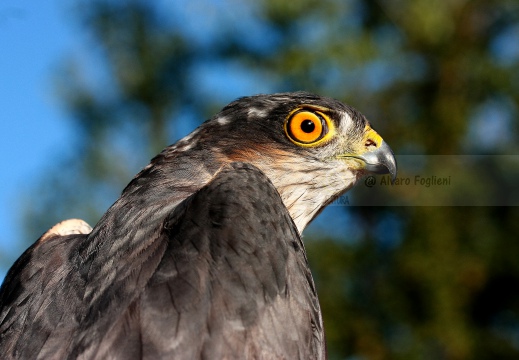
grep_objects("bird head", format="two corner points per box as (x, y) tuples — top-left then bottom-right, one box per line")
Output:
(144, 92), (396, 233)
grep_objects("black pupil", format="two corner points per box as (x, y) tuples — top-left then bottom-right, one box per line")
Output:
(300, 119), (315, 133)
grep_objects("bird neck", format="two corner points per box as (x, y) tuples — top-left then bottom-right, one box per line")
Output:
(252, 158), (358, 234)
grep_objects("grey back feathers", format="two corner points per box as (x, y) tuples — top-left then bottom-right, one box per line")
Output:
(0, 164), (325, 359)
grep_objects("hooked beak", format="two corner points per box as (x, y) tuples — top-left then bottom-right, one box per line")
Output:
(354, 140), (397, 182)
(338, 126), (397, 182)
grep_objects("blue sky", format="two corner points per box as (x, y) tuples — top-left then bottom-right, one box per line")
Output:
(0, 1), (77, 277)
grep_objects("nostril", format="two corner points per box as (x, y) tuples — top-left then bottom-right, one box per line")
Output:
(365, 139), (377, 148)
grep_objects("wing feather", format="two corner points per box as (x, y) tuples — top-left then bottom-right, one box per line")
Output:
(0, 163), (325, 359)
(139, 163), (325, 359)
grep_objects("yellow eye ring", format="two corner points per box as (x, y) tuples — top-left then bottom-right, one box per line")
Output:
(285, 109), (333, 147)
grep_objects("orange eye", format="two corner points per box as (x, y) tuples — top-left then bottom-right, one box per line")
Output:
(286, 110), (325, 144)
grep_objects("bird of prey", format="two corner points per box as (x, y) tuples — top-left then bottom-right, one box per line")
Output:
(0, 92), (396, 359)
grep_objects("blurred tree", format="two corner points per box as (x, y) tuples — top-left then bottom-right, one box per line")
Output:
(16, 0), (519, 359)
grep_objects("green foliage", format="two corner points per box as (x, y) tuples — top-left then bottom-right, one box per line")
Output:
(19, 0), (519, 358)
(307, 207), (519, 359)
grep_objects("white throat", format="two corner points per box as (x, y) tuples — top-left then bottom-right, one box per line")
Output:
(256, 159), (358, 234)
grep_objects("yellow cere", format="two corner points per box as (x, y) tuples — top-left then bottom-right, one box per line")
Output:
(363, 126), (383, 149)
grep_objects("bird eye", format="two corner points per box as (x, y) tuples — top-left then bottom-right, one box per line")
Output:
(285, 110), (330, 146)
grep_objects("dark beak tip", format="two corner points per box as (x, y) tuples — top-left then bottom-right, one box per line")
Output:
(380, 141), (397, 184)
(389, 168), (397, 184)
(386, 156), (397, 184)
